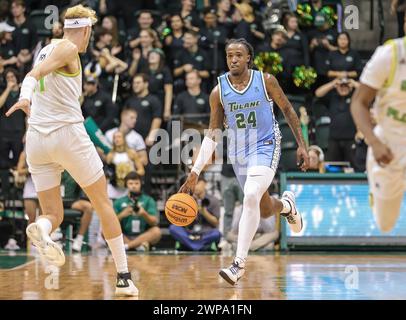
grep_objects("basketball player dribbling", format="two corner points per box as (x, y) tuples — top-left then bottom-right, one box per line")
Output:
(180, 38), (310, 285)
(351, 17), (406, 233)
(6, 5), (137, 296)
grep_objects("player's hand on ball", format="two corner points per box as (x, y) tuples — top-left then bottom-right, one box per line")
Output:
(370, 139), (394, 167)
(179, 172), (198, 195)
(6, 99), (31, 117)
(297, 146), (310, 172)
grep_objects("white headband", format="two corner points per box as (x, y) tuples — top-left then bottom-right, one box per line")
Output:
(64, 18), (92, 29)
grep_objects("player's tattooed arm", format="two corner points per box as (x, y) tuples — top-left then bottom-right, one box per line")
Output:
(264, 73), (305, 147)
(264, 73), (310, 170)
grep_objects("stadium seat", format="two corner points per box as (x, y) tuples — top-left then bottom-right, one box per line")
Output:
(315, 116), (331, 151)
(280, 143), (298, 172)
(279, 119), (297, 146)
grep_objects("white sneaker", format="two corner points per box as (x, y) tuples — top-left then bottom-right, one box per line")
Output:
(219, 257), (246, 286)
(26, 223), (65, 267)
(115, 272), (139, 297)
(72, 237), (83, 253)
(282, 191), (303, 233)
(5, 238), (20, 250)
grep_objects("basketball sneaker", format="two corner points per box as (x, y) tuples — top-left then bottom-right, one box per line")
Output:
(26, 223), (65, 267)
(219, 257), (245, 286)
(115, 272), (139, 297)
(281, 191), (303, 233)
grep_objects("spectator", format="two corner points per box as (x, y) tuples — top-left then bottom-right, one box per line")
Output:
(173, 70), (210, 127)
(101, 16), (124, 59)
(100, 0), (144, 31)
(82, 76), (118, 133)
(106, 130), (145, 190)
(227, 207), (279, 252)
(327, 32), (362, 80)
(127, 10), (157, 51)
(180, 0), (201, 32)
(0, 68), (25, 169)
(199, 7), (228, 75)
(113, 172), (161, 251)
(308, 11), (338, 86)
(173, 29), (210, 93)
(315, 78), (359, 166)
(308, 145), (326, 173)
(105, 107), (148, 166)
(163, 14), (185, 68)
(9, 0), (37, 71)
(15, 148), (39, 225)
(71, 196), (94, 253)
(169, 177), (221, 251)
(216, 0), (233, 35)
(125, 73), (162, 146)
(0, 0), (9, 22)
(0, 21), (18, 70)
(391, 0), (406, 37)
(232, 2), (265, 50)
(128, 28), (161, 78)
(139, 49), (173, 122)
(283, 13), (310, 69)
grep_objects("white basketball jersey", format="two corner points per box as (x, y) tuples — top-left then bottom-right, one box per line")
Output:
(28, 39), (84, 135)
(371, 38), (406, 141)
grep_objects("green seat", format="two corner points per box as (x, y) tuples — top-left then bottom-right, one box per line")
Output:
(315, 116), (331, 151)
(280, 143), (299, 172)
(279, 119), (297, 147)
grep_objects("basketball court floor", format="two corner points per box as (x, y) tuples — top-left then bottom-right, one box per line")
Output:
(1, 251), (405, 300)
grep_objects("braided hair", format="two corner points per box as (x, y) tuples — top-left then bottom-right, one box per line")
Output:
(225, 38), (255, 69)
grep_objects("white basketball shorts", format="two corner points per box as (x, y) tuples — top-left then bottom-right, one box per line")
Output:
(26, 123), (104, 192)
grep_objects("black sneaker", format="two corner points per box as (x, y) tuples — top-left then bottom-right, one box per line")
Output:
(115, 272), (139, 297)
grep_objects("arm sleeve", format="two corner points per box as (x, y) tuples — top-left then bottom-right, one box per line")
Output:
(360, 44), (393, 90)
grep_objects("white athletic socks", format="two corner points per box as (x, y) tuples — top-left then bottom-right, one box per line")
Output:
(106, 234), (129, 274)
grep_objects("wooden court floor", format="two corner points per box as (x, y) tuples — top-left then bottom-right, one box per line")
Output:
(1, 251), (406, 300)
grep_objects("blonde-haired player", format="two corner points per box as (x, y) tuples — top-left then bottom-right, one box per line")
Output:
(6, 5), (138, 296)
(351, 19), (406, 233)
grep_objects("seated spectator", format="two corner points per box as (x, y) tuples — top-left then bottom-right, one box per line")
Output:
(315, 78), (359, 166)
(71, 196), (94, 253)
(124, 73), (162, 146)
(391, 0), (406, 37)
(232, 2), (265, 50)
(32, 21), (63, 63)
(113, 172), (161, 251)
(9, 0), (37, 73)
(105, 108), (148, 166)
(15, 148), (39, 225)
(82, 76), (118, 133)
(169, 177), (221, 251)
(226, 206), (279, 252)
(128, 28), (161, 77)
(308, 145), (326, 173)
(0, 21), (18, 71)
(173, 29), (210, 93)
(173, 70), (210, 128)
(106, 131), (145, 199)
(0, 68), (25, 169)
(163, 14), (185, 68)
(327, 32), (362, 80)
(139, 49), (173, 122)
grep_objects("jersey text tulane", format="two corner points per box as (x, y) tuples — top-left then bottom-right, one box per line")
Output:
(217, 69), (281, 173)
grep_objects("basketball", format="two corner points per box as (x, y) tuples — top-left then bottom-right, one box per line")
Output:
(165, 193), (198, 227)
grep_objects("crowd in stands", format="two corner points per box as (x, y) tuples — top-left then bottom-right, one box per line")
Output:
(0, 0), (368, 251)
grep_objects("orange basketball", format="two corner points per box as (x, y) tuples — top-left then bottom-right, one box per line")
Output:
(165, 193), (198, 227)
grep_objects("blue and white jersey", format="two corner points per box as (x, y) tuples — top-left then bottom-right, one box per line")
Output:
(217, 69), (281, 180)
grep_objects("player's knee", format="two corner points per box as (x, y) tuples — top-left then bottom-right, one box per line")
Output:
(243, 187), (260, 208)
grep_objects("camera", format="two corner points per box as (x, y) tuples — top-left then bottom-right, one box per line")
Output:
(129, 191), (140, 213)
